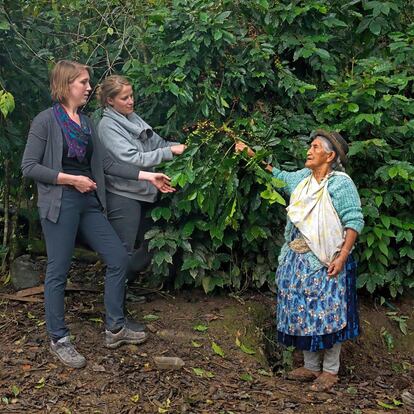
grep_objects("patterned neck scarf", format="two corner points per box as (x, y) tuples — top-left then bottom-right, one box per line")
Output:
(53, 103), (91, 161)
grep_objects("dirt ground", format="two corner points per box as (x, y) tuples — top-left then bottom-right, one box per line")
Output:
(0, 260), (413, 414)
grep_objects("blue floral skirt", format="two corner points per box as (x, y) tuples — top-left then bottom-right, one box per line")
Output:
(276, 254), (360, 352)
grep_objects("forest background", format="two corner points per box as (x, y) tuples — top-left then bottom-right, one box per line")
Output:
(0, 0), (413, 298)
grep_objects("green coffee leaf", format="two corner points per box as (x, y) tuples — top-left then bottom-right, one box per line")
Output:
(193, 324), (208, 332)
(211, 341), (225, 358)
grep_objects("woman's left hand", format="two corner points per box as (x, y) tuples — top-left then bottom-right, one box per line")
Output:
(235, 141), (254, 157)
(327, 255), (347, 278)
(171, 144), (187, 155)
(149, 172), (176, 193)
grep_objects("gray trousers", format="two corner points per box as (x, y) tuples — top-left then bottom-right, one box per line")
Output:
(41, 189), (129, 341)
(106, 192), (153, 283)
(303, 343), (342, 374)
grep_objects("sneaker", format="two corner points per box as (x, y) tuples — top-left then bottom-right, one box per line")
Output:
(50, 336), (86, 369)
(125, 291), (146, 304)
(125, 316), (146, 332)
(105, 326), (148, 349)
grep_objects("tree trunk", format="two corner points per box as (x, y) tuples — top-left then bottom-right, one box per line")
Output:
(1, 159), (10, 273)
(9, 179), (24, 264)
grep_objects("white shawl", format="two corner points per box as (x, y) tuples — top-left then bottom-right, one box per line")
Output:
(286, 172), (348, 266)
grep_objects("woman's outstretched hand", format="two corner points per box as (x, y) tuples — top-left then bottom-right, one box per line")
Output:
(235, 141), (255, 157)
(139, 171), (176, 193)
(171, 144), (187, 155)
(235, 141), (273, 172)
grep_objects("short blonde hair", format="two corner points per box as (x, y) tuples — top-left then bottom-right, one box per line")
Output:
(50, 60), (91, 103)
(96, 75), (131, 107)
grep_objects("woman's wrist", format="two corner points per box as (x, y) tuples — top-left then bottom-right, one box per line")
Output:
(57, 172), (79, 186)
(138, 171), (153, 182)
(339, 247), (351, 258)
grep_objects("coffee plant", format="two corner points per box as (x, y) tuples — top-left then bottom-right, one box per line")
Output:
(146, 121), (288, 292)
(1, 0), (413, 296)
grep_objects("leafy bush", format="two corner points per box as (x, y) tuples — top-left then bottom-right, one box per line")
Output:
(124, 0), (414, 295)
(0, 0), (413, 296)
(145, 121), (287, 292)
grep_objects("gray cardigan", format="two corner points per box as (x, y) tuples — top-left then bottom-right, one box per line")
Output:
(97, 107), (176, 203)
(21, 108), (141, 223)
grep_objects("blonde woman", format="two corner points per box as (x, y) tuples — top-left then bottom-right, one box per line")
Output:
(21, 61), (174, 368)
(97, 75), (185, 287)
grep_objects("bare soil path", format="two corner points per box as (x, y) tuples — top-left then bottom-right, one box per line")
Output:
(0, 261), (413, 413)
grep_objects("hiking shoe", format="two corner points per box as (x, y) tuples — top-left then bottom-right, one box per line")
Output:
(125, 316), (146, 332)
(50, 336), (86, 369)
(125, 291), (146, 304)
(105, 326), (148, 349)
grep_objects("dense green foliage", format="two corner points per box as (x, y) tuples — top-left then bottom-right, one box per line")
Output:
(0, 0), (413, 296)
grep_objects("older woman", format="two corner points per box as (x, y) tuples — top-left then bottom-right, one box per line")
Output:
(21, 60), (174, 369)
(236, 130), (364, 391)
(96, 75), (185, 284)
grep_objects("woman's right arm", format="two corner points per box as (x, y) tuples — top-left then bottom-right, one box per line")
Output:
(99, 123), (175, 168)
(235, 140), (310, 194)
(21, 115), (60, 184)
(21, 114), (97, 192)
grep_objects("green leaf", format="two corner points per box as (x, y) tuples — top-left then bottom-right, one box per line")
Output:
(377, 401), (397, 410)
(374, 196), (383, 207)
(11, 385), (20, 397)
(181, 257), (202, 271)
(0, 20), (10, 31)
(130, 394), (140, 403)
(154, 251), (173, 266)
(367, 233), (375, 247)
(192, 367), (214, 378)
(193, 324), (208, 332)
(347, 103), (359, 113)
(143, 314), (160, 321)
(369, 19), (382, 35)
(258, 369), (272, 377)
(202, 276), (224, 293)
(88, 317), (104, 324)
(192, 367), (205, 377)
(211, 341), (225, 358)
(182, 221), (195, 237)
(239, 343), (255, 355)
(380, 216), (391, 229)
(240, 373), (253, 382)
(258, 0), (269, 9)
(199, 12), (209, 22)
(216, 11), (231, 22)
(167, 105), (176, 119)
(235, 337), (256, 355)
(0, 91), (15, 118)
(378, 241), (389, 257)
(35, 377), (45, 389)
(315, 48), (330, 60)
(346, 386), (358, 395)
(191, 341), (202, 348)
(213, 29), (222, 41)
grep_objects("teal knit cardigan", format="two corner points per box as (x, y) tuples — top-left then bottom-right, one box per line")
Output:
(272, 167), (364, 269)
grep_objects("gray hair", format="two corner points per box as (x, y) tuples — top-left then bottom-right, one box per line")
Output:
(317, 136), (346, 172)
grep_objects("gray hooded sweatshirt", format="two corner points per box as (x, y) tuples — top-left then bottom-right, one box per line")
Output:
(97, 107), (177, 203)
